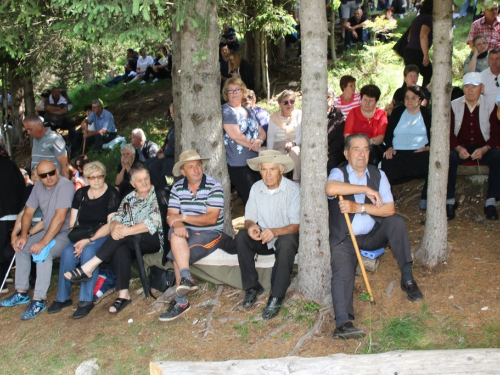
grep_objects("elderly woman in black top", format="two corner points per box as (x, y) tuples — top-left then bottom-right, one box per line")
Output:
(64, 163), (166, 314)
(382, 86), (431, 209)
(48, 161), (121, 319)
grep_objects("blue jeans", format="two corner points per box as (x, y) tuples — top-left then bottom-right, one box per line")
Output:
(56, 236), (108, 303)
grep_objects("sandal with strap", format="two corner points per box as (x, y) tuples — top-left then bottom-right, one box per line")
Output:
(64, 267), (91, 284)
(109, 298), (132, 314)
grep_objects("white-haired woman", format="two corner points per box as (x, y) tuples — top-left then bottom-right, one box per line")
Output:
(267, 90), (302, 182)
(116, 144), (138, 198)
(49, 162), (121, 319)
(63, 164), (165, 315)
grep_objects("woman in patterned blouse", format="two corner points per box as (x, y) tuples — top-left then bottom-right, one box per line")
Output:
(63, 163), (164, 314)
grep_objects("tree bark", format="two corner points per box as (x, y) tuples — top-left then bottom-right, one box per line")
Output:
(296, 0), (331, 302)
(253, 30), (262, 95)
(415, 0), (453, 267)
(9, 60), (26, 154)
(23, 66), (36, 118)
(82, 49), (95, 84)
(175, 0), (234, 235)
(330, 5), (337, 63)
(171, 21), (182, 163)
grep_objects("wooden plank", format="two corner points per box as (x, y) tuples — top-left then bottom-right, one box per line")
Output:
(150, 349), (500, 375)
(457, 165), (489, 176)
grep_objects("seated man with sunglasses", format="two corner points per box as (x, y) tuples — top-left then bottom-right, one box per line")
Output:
(448, 72), (500, 221)
(0, 160), (74, 320)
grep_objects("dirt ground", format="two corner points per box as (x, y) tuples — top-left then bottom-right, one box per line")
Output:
(1, 177), (499, 374)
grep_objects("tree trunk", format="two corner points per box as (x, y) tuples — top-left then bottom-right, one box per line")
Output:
(82, 49), (95, 84)
(171, 22), (182, 163)
(9, 60), (26, 154)
(253, 30), (262, 95)
(415, 0), (453, 267)
(261, 36), (270, 101)
(1, 63), (11, 156)
(330, 5), (337, 63)
(175, 0), (234, 235)
(296, 0), (330, 303)
(23, 67), (36, 118)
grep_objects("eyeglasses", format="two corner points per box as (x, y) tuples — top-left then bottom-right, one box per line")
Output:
(88, 175), (105, 181)
(38, 170), (56, 179)
(247, 95), (255, 99)
(227, 88), (242, 94)
(282, 100), (295, 105)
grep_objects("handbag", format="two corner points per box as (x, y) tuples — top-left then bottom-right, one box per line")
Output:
(68, 195), (104, 243)
(392, 22), (412, 58)
(148, 265), (176, 294)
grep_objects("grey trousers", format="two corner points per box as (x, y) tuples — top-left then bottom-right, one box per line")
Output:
(330, 215), (413, 322)
(15, 231), (70, 300)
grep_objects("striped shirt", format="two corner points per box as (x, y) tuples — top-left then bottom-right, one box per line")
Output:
(335, 92), (361, 119)
(168, 174), (224, 233)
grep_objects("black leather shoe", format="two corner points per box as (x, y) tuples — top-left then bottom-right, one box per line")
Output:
(446, 202), (459, 221)
(484, 205), (499, 220)
(242, 284), (264, 308)
(47, 299), (72, 314)
(333, 321), (366, 339)
(262, 296), (284, 320)
(401, 280), (423, 302)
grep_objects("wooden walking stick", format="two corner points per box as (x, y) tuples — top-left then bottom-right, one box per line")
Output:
(339, 195), (375, 305)
(82, 135), (87, 156)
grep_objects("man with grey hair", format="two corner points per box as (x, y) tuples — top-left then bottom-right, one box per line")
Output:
(131, 128), (158, 163)
(326, 134), (422, 339)
(74, 99), (117, 155)
(236, 150), (300, 320)
(24, 116), (69, 178)
(448, 72), (500, 221)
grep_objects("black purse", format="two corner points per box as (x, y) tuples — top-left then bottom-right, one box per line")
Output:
(392, 22), (412, 58)
(148, 266), (176, 294)
(68, 195), (104, 243)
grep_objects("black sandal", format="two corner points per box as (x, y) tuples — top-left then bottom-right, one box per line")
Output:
(64, 267), (91, 284)
(109, 298), (132, 314)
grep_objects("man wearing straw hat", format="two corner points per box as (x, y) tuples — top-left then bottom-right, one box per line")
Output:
(159, 150), (226, 322)
(326, 134), (423, 339)
(237, 150), (300, 320)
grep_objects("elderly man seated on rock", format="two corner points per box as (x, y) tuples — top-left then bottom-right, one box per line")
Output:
(74, 100), (117, 155)
(326, 134), (423, 339)
(236, 150), (300, 320)
(447, 72), (500, 221)
(159, 150), (229, 322)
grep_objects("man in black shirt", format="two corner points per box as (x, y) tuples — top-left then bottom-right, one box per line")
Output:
(345, 7), (369, 48)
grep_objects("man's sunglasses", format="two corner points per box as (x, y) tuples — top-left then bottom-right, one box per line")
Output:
(282, 100), (295, 105)
(38, 170), (57, 179)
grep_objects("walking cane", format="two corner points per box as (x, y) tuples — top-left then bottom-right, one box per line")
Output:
(0, 255), (15, 293)
(338, 196), (376, 305)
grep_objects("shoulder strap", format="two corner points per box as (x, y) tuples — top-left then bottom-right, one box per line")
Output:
(73, 194), (85, 227)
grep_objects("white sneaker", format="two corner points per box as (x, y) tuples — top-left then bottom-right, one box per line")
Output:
(140, 80), (146, 85)
(152, 78), (159, 83)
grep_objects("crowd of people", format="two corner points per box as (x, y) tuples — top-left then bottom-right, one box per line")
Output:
(1, 1), (500, 341)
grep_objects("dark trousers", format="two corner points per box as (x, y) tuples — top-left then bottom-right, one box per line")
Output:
(148, 156), (174, 190)
(330, 215), (413, 322)
(143, 65), (171, 81)
(227, 165), (261, 205)
(46, 118), (76, 145)
(73, 132), (117, 156)
(447, 147), (500, 200)
(236, 230), (299, 298)
(0, 221), (15, 283)
(403, 48), (433, 88)
(96, 232), (160, 290)
(345, 28), (369, 46)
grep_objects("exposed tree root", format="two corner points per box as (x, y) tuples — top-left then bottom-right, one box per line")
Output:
(287, 309), (329, 357)
(149, 287), (177, 313)
(200, 285), (224, 339)
(250, 324), (288, 349)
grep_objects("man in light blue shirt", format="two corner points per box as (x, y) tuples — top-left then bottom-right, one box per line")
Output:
(74, 99), (117, 155)
(326, 134), (422, 339)
(236, 150), (300, 320)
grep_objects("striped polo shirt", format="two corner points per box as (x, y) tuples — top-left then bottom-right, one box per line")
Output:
(168, 174), (224, 233)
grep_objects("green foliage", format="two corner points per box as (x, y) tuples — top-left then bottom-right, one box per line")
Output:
(234, 317), (262, 342)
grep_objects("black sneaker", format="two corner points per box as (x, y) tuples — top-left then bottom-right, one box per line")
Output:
(158, 300), (191, 322)
(47, 299), (73, 314)
(176, 277), (198, 298)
